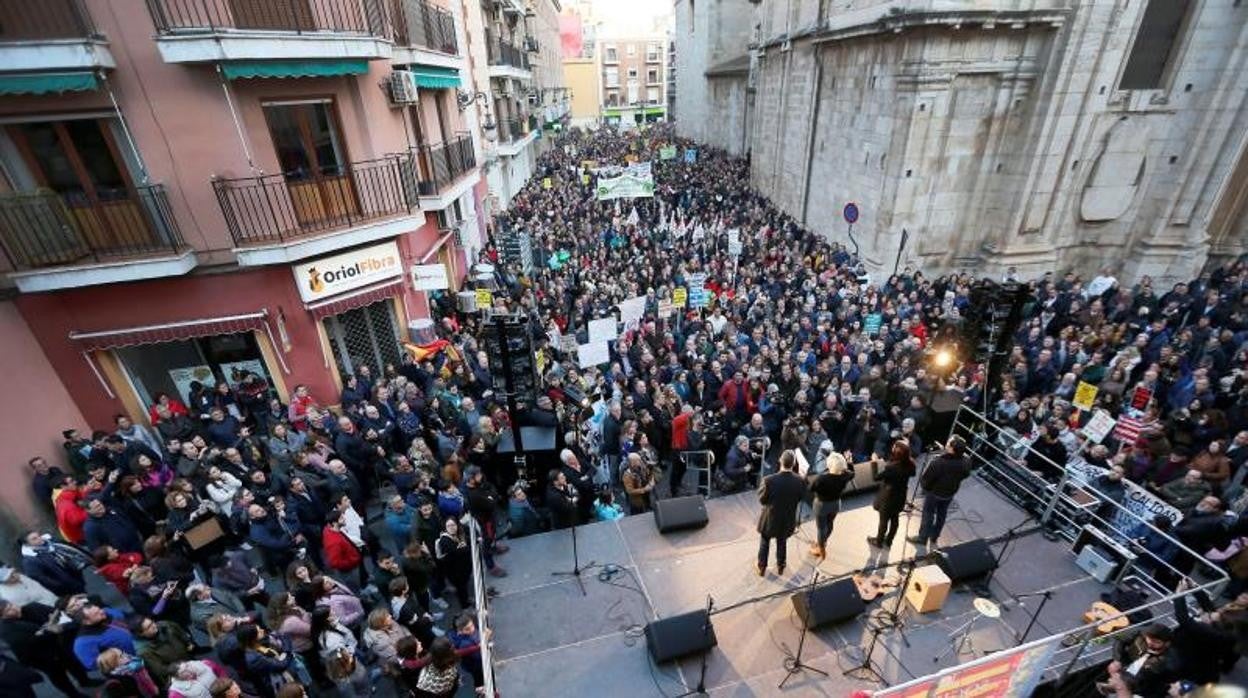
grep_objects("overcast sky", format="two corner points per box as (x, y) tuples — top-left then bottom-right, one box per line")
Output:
(592, 0), (673, 37)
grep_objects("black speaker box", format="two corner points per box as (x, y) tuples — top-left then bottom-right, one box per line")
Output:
(936, 538), (998, 581)
(791, 577), (865, 629)
(644, 609), (717, 663)
(653, 495), (709, 533)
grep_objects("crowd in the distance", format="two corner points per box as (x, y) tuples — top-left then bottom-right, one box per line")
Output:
(2, 123), (1247, 698)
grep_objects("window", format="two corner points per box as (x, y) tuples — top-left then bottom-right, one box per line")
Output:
(604, 45), (617, 62)
(8, 119), (131, 202)
(647, 43), (660, 62)
(647, 68), (659, 84)
(1119, 0), (1192, 90)
(627, 67), (638, 79)
(605, 66), (619, 87)
(627, 43), (636, 57)
(606, 91), (619, 107)
(647, 87), (659, 104)
(262, 100), (357, 226)
(627, 80), (639, 104)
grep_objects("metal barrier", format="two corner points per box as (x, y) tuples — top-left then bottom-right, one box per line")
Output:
(146, 0), (389, 36)
(883, 405), (1232, 689)
(464, 516), (497, 697)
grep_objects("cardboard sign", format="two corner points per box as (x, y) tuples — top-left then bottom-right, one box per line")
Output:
(587, 317), (618, 344)
(658, 300), (674, 318)
(618, 296), (647, 327)
(672, 288), (688, 307)
(474, 289), (493, 310)
(1131, 386), (1153, 411)
(864, 313), (883, 336)
(577, 341), (610, 369)
(559, 334), (578, 353)
(1081, 409), (1117, 444)
(1073, 381), (1099, 411)
(727, 229), (742, 256)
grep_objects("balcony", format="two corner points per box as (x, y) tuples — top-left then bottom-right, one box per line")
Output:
(496, 117), (536, 157)
(213, 155), (421, 265)
(0, 0), (115, 74)
(487, 35), (530, 80)
(145, 0), (392, 64)
(0, 184), (196, 293)
(411, 134), (479, 210)
(391, 0), (461, 68)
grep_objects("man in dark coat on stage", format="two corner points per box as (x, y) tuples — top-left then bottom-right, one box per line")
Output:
(756, 450), (806, 576)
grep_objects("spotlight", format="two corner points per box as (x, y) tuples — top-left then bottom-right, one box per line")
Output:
(933, 348), (954, 369)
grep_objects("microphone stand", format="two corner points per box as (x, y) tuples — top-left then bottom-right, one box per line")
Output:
(778, 570), (829, 688)
(978, 515), (1033, 603)
(1013, 589), (1053, 645)
(841, 617), (888, 685)
(551, 505), (594, 596)
(676, 594), (715, 697)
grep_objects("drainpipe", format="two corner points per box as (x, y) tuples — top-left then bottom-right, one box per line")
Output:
(799, 46), (824, 224)
(216, 64), (260, 175)
(98, 70), (149, 184)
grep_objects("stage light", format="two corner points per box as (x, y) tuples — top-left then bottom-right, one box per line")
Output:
(933, 348), (954, 369)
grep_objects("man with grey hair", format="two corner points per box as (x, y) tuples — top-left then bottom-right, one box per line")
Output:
(721, 435), (755, 492)
(560, 449), (597, 522)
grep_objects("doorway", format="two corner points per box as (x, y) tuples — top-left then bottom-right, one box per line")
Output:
(263, 99), (358, 229)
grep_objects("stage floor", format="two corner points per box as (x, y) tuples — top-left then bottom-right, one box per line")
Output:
(490, 476), (1116, 697)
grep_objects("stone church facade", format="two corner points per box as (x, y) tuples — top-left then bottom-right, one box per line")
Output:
(674, 0), (1248, 284)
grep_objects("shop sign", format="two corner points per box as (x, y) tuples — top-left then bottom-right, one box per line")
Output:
(411, 263), (450, 291)
(292, 241), (402, 303)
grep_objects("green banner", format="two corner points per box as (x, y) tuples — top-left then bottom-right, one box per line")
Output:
(595, 174), (655, 200)
(659, 145), (677, 160)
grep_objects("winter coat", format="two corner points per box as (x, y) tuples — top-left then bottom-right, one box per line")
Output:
(84, 510), (144, 554)
(756, 471), (806, 539)
(873, 459), (914, 515)
(322, 526), (362, 572)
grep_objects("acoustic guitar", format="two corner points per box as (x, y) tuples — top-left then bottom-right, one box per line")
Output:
(1082, 601), (1129, 636)
(853, 574), (900, 602)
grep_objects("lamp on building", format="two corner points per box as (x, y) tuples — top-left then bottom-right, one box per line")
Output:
(458, 90), (498, 141)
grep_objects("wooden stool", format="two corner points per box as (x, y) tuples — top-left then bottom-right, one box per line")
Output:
(905, 564), (952, 614)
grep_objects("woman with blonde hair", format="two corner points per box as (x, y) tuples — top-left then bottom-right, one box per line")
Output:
(809, 452), (855, 558)
(362, 606), (412, 671)
(97, 647), (160, 697)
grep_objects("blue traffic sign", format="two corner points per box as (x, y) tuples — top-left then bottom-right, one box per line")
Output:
(843, 202), (860, 224)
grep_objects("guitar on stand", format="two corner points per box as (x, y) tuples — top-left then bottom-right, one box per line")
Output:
(1061, 601), (1128, 647)
(853, 574), (902, 603)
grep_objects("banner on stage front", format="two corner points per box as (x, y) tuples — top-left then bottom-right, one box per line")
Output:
(587, 317), (618, 343)
(577, 341), (610, 368)
(1065, 458), (1183, 528)
(873, 634), (1060, 698)
(595, 173), (654, 200)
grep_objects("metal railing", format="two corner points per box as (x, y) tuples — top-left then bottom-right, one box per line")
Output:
(391, 0), (457, 54)
(465, 516), (497, 697)
(0, 185), (185, 270)
(145, 0), (389, 36)
(412, 133), (475, 195)
(487, 34), (529, 70)
(213, 155), (416, 246)
(500, 117), (530, 143)
(0, 0), (97, 40)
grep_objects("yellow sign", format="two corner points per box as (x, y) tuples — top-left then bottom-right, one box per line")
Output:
(475, 289), (493, 310)
(1073, 381), (1098, 411)
(672, 287), (688, 307)
(581, 172), (590, 185)
(543, 177), (552, 189)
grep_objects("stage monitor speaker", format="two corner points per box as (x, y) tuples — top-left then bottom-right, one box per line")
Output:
(644, 609), (717, 663)
(936, 538), (998, 582)
(653, 495), (709, 533)
(790, 577), (865, 629)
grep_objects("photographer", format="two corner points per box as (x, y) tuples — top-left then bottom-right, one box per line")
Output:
(721, 436), (755, 493)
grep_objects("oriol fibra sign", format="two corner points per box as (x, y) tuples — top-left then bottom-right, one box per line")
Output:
(293, 241), (403, 303)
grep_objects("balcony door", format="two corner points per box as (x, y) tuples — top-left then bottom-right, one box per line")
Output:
(5, 118), (154, 261)
(263, 100), (358, 228)
(229, 0), (315, 31)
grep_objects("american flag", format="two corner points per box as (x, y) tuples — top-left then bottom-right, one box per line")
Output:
(1114, 416), (1144, 444)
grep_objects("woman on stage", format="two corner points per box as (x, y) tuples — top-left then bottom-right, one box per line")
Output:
(868, 440), (916, 548)
(809, 452), (855, 559)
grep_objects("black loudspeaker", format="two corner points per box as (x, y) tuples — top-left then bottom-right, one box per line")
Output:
(936, 538), (998, 582)
(653, 495), (709, 533)
(791, 577), (865, 629)
(644, 609), (717, 663)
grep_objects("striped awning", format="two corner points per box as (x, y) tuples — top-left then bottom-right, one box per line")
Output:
(221, 59), (369, 80)
(69, 311), (270, 351)
(0, 71), (98, 95)
(305, 278), (404, 320)
(410, 66), (461, 89)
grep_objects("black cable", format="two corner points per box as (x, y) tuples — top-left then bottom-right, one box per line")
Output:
(591, 562), (685, 698)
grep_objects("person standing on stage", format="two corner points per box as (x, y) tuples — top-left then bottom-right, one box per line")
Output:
(755, 450), (806, 576)
(909, 435), (971, 548)
(809, 452), (855, 559)
(868, 440), (916, 548)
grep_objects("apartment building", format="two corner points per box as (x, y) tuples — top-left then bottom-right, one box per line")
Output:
(600, 36), (668, 126)
(0, 0), (573, 478)
(560, 0), (601, 127)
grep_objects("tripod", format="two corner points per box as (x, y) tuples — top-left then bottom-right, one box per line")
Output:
(551, 518), (595, 596)
(841, 616), (888, 685)
(676, 594), (715, 697)
(1014, 589), (1053, 645)
(871, 557), (914, 648)
(778, 571), (829, 688)
(933, 613), (982, 663)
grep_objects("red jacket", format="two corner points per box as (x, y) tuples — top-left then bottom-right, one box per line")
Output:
(322, 526), (362, 572)
(97, 552), (144, 594)
(55, 488), (87, 544)
(718, 380), (755, 415)
(671, 412), (693, 450)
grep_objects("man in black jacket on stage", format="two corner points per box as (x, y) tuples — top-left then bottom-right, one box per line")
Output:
(909, 435), (971, 548)
(755, 450), (806, 577)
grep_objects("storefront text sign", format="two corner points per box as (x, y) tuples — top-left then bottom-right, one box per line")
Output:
(410, 263), (450, 291)
(293, 241), (402, 303)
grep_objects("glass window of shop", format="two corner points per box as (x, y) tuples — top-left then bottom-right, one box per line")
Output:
(323, 300), (402, 377)
(114, 332), (275, 411)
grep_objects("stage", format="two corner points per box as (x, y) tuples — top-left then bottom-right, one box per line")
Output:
(489, 476), (1120, 696)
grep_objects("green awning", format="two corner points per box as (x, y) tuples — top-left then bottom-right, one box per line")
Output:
(410, 66), (460, 89)
(643, 106), (666, 116)
(0, 72), (98, 95)
(221, 59), (369, 80)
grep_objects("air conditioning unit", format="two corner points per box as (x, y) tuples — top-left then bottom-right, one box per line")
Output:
(388, 71), (418, 105)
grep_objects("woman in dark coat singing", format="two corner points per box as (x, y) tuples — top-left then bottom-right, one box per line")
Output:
(868, 440), (915, 548)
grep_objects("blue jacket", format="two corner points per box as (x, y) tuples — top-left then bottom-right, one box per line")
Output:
(384, 505), (414, 542)
(247, 513), (293, 552)
(83, 510), (143, 554)
(20, 546), (84, 596)
(72, 608), (135, 670)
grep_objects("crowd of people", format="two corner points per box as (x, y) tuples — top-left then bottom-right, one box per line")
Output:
(3, 122), (1248, 697)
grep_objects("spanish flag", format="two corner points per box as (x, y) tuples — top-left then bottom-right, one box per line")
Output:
(403, 339), (452, 363)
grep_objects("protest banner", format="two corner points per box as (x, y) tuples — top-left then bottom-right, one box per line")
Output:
(672, 288), (687, 307)
(660, 145), (677, 160)
(595, 173), (655, 200)
(1073, 381), (1099, 411)
(874, 635), (1060, 698)
(1066, 458), (1183, 529)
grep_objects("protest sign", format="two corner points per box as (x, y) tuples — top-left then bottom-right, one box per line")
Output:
(474, 289), (493, 310)
(618, 296), (647, 327)
(658, 300), (674, 318)
(577, 342), (610, 369)
(864, 313), (883, 336)
(1073, 381), (1099, 411)
(727, 229), (742, 256)
(672, 288), (687, 307)
(660, 145), (677, 160)
(595, 174), (655, 200)
(1066, 458), (1183, 529)
(1081, 409), (1117, 444)
(543, 177), (552, 189)
(587, 317), (618, 343)
(559, 334), (578, 353)
(1131, 386), (1153, 410)
(684, 148), (697, 163)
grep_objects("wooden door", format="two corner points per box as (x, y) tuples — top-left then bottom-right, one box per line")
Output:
(263, 101), (359, 229)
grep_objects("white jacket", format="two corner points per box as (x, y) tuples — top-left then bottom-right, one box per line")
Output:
(206, 472), (243, 514)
